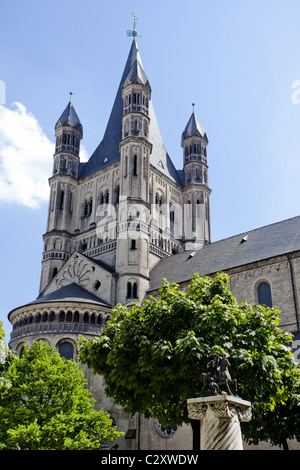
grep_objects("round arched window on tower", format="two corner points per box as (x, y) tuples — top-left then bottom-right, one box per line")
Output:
(58, 342), (74, 361)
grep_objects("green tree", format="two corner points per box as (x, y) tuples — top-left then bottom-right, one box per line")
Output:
(78, 273), (300, 450)
(0, 322), (7, 365)
(0, 321), (15, 390)
(0, 341), (123, 450)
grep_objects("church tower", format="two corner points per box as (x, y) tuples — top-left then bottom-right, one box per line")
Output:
(40, 96), (83, 292)
(181, 108), (211, 249)
(7, 24), (215, 451)
(116, 39), (153, 305)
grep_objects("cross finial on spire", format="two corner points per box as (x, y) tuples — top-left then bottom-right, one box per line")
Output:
(131, 11), (138, 32)
(127, 11), (141, 38)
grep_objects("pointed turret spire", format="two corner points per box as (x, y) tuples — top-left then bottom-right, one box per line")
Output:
(124, 57), (150, 88)
(53, 95), (83, 177)
(55, 96), (82, 133)
(182, 107), (208, 143)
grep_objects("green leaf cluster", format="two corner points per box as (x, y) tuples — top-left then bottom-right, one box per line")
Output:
(78, 273), (300, 448)
(0, 341), (123, 450)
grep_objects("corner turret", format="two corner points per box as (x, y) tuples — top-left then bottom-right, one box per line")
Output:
(181, 107), (211, 248)
(53, 94), (83, 178)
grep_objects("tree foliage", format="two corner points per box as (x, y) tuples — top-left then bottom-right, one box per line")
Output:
(0, 321), (15, 390)
(0, 341), (122, 450)
(78, 273), (300, 448)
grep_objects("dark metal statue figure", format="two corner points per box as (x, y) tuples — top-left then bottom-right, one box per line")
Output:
(201, 355), (238, 396)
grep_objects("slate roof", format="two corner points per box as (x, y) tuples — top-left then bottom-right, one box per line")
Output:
(149, 216), (300, 291)
(56, 101), (82, 132)
(125, 58), (150, 86)
(78, 39), (183, 186)
(182, 112), (208, 142)
(31, 283), (111, 307)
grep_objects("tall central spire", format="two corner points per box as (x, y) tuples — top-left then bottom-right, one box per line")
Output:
(79, 28), (182, 186)
(79, 39), (141, 178)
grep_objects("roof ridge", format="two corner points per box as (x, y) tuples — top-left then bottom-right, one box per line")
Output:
(211, 215), (300, 246)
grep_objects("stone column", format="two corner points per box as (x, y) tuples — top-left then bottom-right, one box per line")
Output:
(187, 395), (251, 450)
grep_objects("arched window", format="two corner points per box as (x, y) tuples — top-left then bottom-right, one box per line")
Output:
(69, 192), (73, 213)
(133, 155), (137, 176)
(127, 281), (138, 299)
(132, 282), (137, 299)
(258, 282), (272, 308)
(83, 198), (93, 217)
(66, 311), (72, 322)
(88, 198), (93, 216)
(83, 199), (88, 217)
(115, 186), (120, 205)
(127, 282), (132, 299)
(83, 312), (89, 323)
(58, 342), (74, 361)
(60, 190), (64, 210)
(124, 156), (128, 177)
(52, 267), (58, 280)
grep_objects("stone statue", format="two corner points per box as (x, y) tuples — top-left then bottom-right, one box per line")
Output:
(201, 355), (237, 396)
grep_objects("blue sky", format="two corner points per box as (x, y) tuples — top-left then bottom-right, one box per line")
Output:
(1, 0), (300, 340)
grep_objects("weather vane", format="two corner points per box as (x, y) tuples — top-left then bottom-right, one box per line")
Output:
(126, 11), (141, 38)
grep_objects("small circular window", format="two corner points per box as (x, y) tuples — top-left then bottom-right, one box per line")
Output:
(93, 280), (101, 291)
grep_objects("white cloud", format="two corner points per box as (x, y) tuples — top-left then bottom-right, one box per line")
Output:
(0, 102), (89, 209)
(79, 143), (89, 162)
(0, 102), (53, 208)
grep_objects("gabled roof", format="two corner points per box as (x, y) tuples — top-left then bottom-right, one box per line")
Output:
(38, 251), (116, 304)
(182, 112), (208, 142)
(56, 101), (82, 132)
(149, 215), (300, 291)
(78, 39), (183, 186)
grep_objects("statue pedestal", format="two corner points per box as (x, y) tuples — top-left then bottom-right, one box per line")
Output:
(187, 395), (252, 450)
